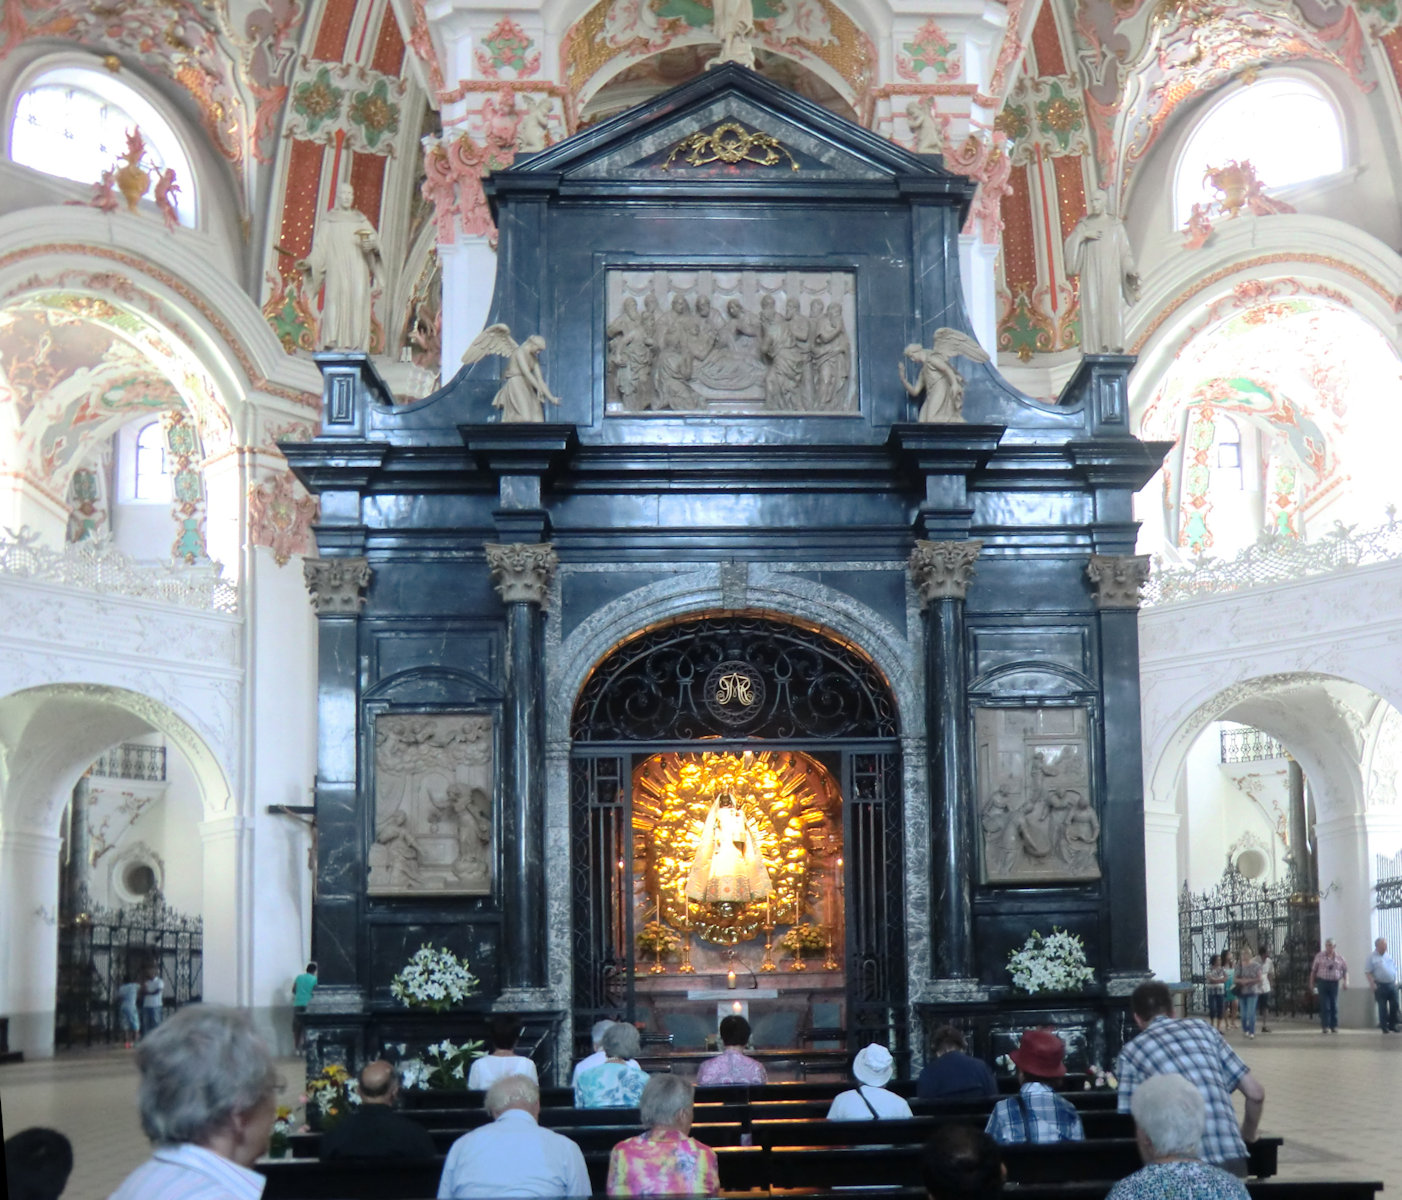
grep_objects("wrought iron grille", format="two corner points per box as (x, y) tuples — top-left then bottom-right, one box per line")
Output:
(1178, 866), (1318, 1019)
(91, 743), (168, 782)
(1219, 727), (1284, 764)
(571, 615), (897, 742)
(56, 891), (202, 1047)
(1373, 850), (1402, 949)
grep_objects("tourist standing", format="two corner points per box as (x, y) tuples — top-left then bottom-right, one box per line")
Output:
(1115, 981), (1265, 1177)
(695, 1015), (767, 1087)
(1364, 937), (1400, 1033)
(1234, 946), (1262, 1039)
(292, 961), (317, 1051)
(1256, 946), (1273, 1034)
(1220, 950), (1236, 1024)
(116, 973), (141, 1048)
(607, 1075), (719, 1196)
(467, 1017), (539, 1091)
(139, 966), (164, 1036)
(1204, 956), (1227, 1033)
(1307, 938), (1349, 1033)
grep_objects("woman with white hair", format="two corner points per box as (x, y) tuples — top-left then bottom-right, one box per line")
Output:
(1107, 1073), (1248, 1199)
(607, 1074), (719, 1196)
(108, 1005), (280, 1200)
(575, 1021), (649, 1108)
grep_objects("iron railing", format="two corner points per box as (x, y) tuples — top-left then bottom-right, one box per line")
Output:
(1219, 727), (1285, 764)
(91, 743), (168, 782)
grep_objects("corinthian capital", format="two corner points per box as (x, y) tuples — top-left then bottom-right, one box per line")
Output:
(486, 542), (558, 605)
(1087, 554), (1151, 609)
(302, 556), (372, 614)
(909, 539), (983, 606)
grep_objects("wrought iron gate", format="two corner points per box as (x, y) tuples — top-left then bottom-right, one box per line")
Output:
(1374, 850), (1402, 950)
(569, 614), (905, 1061)
(56, 892), (203, 1047)
(1178, 866), (1318, 1018)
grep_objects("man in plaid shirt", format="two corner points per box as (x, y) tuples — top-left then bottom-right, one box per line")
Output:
(1309, 938), (1349, 1033)
(1115, 981), (1265, 1176)
(985, 1030), (1085, 1144)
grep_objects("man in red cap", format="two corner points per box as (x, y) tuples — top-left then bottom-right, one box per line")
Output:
(984, 1030), (1085, 1144)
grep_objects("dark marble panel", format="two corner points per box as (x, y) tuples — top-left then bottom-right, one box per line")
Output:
(786, 570), (909, 636)
(366, 919), (501, 1004)
(369, 630), (500, 688)
(970, 626), (1091, 679)
(559, 571), (670, 640)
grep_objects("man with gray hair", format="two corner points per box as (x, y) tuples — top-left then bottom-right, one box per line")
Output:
(570, 1019), (615, 1086)
(1107, 1073), (1248, 1199)
(108, 1005), (279, 1200)
(437, 1075), (590, 1199)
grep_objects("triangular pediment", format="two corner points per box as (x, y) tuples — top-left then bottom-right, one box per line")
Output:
(493, 63), (971, 197)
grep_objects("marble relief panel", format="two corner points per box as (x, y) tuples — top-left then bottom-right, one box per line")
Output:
(368, 713), (494, 896)
(975, 707), (1099, 885)
(605, 269), (856, 415)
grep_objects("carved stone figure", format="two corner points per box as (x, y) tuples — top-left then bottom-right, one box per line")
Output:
(369, 713), (494, 895)
(707, 0), (757, 70)
(906, 100), (944, 155)
(900, 328), (990, 423)
(607, 297), (654, 410)
(298, 182), (381, 351)
(517, 94), (553, 153)
(975, 708), (1099, 883)
(462, 323), (561, 422)
(811, 301), (851, 410)
(1063, 195), (1140, 354)
(761, 295), (806, 410)
(654, 296), (703, 410)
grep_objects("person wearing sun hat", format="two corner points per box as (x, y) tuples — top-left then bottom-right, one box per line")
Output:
(984, 1030), (1085, 1144)
(826, 1044), (914, 1120)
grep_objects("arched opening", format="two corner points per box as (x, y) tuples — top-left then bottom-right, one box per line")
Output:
(568, 612), (904, 1067)
(0, 683), (234, 1057)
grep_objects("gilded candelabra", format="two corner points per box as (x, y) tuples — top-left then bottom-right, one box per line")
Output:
(760, 901), (777, 972)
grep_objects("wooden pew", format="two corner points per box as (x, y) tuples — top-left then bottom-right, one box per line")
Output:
(770, 1182), (1380, 1200)
(752, 1111), (1135, 1146)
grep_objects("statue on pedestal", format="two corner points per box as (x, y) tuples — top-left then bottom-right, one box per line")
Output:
(462, 323), (561, 422)
(900, 328), (989, 423)
(905, 101), (944, 155)
(1063, 195), (1140, 354)
(298, 182), (381, 351)
(686, 792), (773, 903)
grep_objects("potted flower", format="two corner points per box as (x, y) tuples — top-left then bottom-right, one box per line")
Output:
(305, 1064), (358, 1130)
(1007, 927), (1095, 995)
(267, 1106), (295, 1158)
(1084, 1064), (1118, 1090)
(636, 920), (681, 974)
(778, 922), (828, 971)
(390, 944), (479, 1012)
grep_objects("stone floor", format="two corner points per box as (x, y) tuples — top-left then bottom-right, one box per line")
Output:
(1, 1018), (1398, 1197)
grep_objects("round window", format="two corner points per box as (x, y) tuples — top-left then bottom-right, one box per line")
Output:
(122, 862), (157, 897)
(1236, 848), (1268, 879)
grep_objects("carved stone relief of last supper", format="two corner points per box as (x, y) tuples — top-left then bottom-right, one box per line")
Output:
(606, 269), (856, 415)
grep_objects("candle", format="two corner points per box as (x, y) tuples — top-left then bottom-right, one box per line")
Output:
(732, 1001), (743, 1014)
(766, 895), (772, 926)
(727, 969), (737, 990)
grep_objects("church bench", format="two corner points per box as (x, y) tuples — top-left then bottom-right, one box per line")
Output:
(750, 1111), (1135, 1146)
(288, 1119), (750, 1158)
(769, 1182), (1379, 1200)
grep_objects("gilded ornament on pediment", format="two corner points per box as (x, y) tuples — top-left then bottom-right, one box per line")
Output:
(662, 121), (799, 170)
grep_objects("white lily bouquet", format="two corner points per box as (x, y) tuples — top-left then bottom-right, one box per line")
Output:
(1007, 927), (1095, 995)
(390, 943), (480, 1012)
(399, 1038), (485, 1090)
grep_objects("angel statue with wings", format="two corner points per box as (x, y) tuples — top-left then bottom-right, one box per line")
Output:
(461, 323), (561, 422)
(899, 328), (990, 423)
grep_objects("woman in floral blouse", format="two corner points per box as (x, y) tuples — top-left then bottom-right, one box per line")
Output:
(575, 1022), (650, 1108)
(607, 1074), (719, 1196)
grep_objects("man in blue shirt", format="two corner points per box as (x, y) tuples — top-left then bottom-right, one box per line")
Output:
(917, 1025), (998, 1102)
(985, 1030), (1084, 1144)
(1364, 937), (1400, 1033)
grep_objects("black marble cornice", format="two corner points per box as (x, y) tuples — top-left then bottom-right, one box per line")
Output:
(1067, 439), (1174, 492)
(886, 425), (1005, 475)
(559, 442), (902, 494)
(460, 424), (579, 478)
(280, 440), (389, 492)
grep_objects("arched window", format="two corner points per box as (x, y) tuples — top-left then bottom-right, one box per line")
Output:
(133, 421), (170, 502)
(1212, 415), (1244, 492)
(8, 66), (195, 225)
(1173, 75), (1344, 227)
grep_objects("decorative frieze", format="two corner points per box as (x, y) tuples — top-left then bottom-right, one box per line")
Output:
(302, 556), (372, 613)
(486, 542), (558, 605)
(909, 539), (983, 605)
(1086, 554), (1151, 609)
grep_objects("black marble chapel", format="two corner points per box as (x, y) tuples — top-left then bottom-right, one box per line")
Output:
(286, 64), (1168, 1083)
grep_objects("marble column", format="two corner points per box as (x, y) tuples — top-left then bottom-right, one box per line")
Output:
(302, 556), (372, 999)
(487, 542), (558, 994)
(65, 775), (91, 915)
(910, 539), (982, 980)
(1087, 554), (1152, 979)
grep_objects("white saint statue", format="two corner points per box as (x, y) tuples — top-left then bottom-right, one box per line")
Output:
(299, 182), (381, 351)
(707, 0), (757, 70)
(686, 792), (773, 903)
(1063, 194), (1140, 354)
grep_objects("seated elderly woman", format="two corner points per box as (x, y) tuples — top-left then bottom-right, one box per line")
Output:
(1107, 1073), (1249, 1199)
(575, 1021), (649, 1108)
(607, 1074), (719, 1196)
(108, 1005), (280, 1200)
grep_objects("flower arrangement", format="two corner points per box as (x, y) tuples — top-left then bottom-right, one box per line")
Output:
(305, 1064), (359, 1128)
(636, 920), (681, 955)
(389, 943), (479, 1012)
(398, 1038), (486, 1091)
(778, 923), (828, 953)
(267, 1106), (295, 1157)
(1084, 1064), (1118, 1090)
(1007, 927), (1095, 995)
